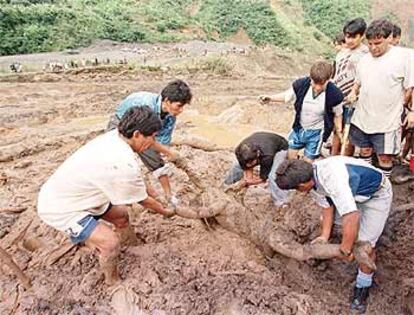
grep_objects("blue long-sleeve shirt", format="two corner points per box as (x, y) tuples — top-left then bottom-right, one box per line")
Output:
(115, 92), (176, 145)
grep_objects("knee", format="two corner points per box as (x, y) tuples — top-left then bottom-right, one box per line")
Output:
(360, 148), (372, 157)
(378, 155), (392, 165)
(113, 211), (129, 229)
(99, 233), (121, 258)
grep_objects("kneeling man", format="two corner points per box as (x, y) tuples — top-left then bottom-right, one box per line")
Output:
(38, 106), (174, 285)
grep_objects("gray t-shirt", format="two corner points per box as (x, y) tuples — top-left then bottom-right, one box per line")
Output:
(285, 87), (342, 130)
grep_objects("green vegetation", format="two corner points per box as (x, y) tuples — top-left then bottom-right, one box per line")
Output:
(197, 0), (293, 47)
(0, 0), (371, 56)
(300, 0), (371, 39)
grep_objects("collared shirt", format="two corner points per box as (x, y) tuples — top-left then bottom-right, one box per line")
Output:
(311, 156), (383, 216)
(115, 92), (176, 145)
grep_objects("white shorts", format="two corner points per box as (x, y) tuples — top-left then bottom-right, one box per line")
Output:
(334, 178), (392, 247)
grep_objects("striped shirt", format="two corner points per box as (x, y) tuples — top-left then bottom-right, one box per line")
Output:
(312, 156), (383, 216)
(333, 45), (368, 101)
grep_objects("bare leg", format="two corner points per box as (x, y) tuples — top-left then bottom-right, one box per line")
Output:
(158, 174), (172, 198)
(101, 205), (138, 246)
(85, 223), (120, 285)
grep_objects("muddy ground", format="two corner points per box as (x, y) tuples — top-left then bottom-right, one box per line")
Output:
(1, 44), (414, 315)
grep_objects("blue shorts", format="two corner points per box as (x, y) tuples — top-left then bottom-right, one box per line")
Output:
(288, 128), (324, 159)
(67, 204), (112, 244)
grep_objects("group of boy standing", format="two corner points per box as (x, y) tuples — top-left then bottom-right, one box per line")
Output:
(36, 17), (414, 314)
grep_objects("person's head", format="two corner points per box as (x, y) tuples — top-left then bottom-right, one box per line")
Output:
(333, 33), (346, 52)
(161, 79), (192, 117)
(343, 18), (367, 50)
(118, 106), (162, 153)
(310, 61), (333, 94)
(235, 143), (259, 169)
(391, 24), (402, 45)
(365, 19), (393, 57)
(275, 160), (315, 192)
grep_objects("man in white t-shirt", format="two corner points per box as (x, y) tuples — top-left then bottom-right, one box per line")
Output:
(331, 18), (369, 156)
(348, 19), (414, 178)
(37, 106), (174, 285)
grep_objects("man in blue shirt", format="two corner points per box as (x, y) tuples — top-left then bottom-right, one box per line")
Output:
(107, 80), (192, 204)
(275, 156), (392, 314)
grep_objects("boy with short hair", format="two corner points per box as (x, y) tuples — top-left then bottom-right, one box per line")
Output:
(331, 18), (369, 156)
(391, 24), (402, 46)
(259, 61), (344, 162)
(224, 132), (289, 207)
(107, 80), (192, 204)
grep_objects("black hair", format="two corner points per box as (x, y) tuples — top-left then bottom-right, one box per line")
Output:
(118, 106), (162, 138)
(343, 18), (367, 37)
(161, 79), (192, 104)
(334, 33), (345, 45)
(235, 143), (259, 169)
(275, 160), (313, 190)
(393, 24), (402, 38)
(366, 19), (393, 40)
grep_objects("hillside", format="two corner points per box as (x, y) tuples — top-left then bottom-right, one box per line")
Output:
(0, 0), (374, 56)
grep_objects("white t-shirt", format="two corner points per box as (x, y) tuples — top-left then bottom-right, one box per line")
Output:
(333, 44), (368, 99)
(352, 46), (414, 133)
(285, 87), (342, 130)
(37, 130), (148, 232)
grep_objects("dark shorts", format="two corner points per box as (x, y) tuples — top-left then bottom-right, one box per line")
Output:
(68, 203), (112, 244)
(106, 115), (164, 171)
(350, 124), (401, 155)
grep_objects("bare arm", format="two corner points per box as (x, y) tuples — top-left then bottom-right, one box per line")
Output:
(340, 211), (360, 253)
(347, 83), (361, 103)
(320, 206), (334, 240)
(151, 141), (175, 159)
(334, 114), (343, 139)
(312, 205), (334, 244)
(404, 111), (414, 129)
(259, 89), (294, 105)
(243, 169), (263, 185)
(139, 196), (174, 217)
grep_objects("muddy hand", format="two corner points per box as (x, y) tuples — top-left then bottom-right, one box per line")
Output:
(311, 235), (328, 245)
(259, 95), (271, 104)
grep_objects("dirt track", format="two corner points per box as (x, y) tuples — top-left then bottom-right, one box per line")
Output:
(1, 48), (414, 315)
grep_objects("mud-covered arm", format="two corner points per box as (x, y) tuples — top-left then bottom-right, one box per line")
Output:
(151, 141), (176, 159)
(139, 196), (174, 217)
(243, 168), (263, 185)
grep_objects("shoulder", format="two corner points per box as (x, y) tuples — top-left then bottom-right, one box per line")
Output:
(293, 76), (311, 90)
(327, 82), (344, 100)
